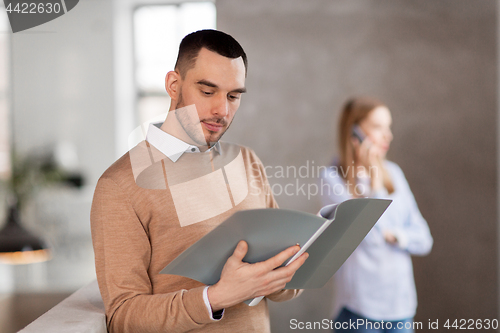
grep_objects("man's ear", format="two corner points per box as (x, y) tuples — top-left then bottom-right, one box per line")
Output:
(165, 70), (181, 100)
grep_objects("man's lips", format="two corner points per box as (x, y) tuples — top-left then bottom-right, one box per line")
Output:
(202, 121), (224, 132)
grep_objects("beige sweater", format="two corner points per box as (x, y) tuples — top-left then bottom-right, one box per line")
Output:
(91, 141), (301, 333)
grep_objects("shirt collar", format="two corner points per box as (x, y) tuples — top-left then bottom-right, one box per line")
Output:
(145, 123), (221, 162)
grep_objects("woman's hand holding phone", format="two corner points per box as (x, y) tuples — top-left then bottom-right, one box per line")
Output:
(351, 125), (384, 191)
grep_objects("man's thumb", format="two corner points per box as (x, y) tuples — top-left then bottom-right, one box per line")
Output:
(232, 240), (248, 261)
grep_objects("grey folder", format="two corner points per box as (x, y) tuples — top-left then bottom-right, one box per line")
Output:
(161, 198), (391, 290)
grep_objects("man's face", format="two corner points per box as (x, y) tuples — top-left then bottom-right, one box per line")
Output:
(174, 48), (246, 146)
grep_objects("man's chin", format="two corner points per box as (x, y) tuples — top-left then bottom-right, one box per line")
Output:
(204, 130), (226, 145)
(205, 136), (222, 146)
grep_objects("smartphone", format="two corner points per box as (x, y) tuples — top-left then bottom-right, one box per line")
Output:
(352, 125), (366, 143)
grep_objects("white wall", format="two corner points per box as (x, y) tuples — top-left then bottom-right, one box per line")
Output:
(11, 0), (115, 186)
(4, 0), (115, 293)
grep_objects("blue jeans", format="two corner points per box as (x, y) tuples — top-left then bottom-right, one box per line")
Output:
(334, 307), (414, 333)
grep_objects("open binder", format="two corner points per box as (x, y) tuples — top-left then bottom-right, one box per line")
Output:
(161, 198), (391, 306)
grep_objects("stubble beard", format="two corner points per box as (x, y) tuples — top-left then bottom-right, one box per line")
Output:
(175, 90), (232, 147)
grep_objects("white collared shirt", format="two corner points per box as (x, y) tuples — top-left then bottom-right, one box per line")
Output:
(146, 123), (221, 162)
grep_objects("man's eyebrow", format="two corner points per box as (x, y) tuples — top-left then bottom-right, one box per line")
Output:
(231, 87), (247, 94)
(197, 80), (218, 88)
(197, 80), (246, 94)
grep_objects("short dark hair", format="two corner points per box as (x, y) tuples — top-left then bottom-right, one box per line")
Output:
(174, 29), (248, 78)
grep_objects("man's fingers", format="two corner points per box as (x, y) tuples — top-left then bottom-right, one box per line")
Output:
(277, 252), (308, 275)
(265, 253), (308, 290)
(263, 245), (301, 270)
(269, 252), (308, 280)
(231, 240), (248, 262)
(286, 252), (309, 271)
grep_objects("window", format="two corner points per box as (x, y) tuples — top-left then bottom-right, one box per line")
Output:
(133, 2), (216, 127)
(0, 9), (10, 180)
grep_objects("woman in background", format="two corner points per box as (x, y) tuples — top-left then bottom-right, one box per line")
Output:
(321, 97), (433, 333)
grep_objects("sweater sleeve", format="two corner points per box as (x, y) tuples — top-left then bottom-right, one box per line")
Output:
(266, 288), (304, 302)
(91, 177), (214, 333)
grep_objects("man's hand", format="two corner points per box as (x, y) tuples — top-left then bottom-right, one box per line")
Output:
(207, 240), (308, 311)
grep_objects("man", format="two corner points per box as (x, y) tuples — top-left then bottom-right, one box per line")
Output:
(91, 30), (308, 333)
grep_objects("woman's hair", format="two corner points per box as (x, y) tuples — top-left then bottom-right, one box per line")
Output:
(338, 97), (394, 195)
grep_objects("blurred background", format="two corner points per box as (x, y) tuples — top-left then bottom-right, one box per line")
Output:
(0, 0), (497, 332)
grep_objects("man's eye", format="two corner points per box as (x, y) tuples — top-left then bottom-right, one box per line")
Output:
(202, 91), (213, 96)
(228, 94), (240, 100)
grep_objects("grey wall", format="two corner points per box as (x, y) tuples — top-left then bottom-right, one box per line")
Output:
(219, 0), (497, 331)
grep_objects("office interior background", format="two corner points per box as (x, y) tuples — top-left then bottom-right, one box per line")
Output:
(0, 0), (497, 332)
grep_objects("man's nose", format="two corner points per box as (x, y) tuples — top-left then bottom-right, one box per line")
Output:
(212, 94), (229, 118)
